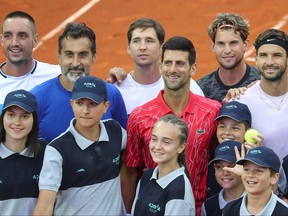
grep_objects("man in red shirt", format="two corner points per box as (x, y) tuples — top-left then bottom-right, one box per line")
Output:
(121, 36), (221, 215)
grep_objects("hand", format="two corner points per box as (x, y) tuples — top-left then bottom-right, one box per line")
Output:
(244, 133), (264, 150)
(106, 67), (127, 84)
(223, 144), (246, 176)
(222, 87), (247, 104)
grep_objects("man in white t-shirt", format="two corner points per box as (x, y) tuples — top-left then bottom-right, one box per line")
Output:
(107, 18), (203, 114)
(0, 11), (60, 110)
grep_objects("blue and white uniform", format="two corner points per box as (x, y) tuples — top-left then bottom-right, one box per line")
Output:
(132, 166), (195, 216)
(0, 141), (46, 215)
(39, 118), (127, 215)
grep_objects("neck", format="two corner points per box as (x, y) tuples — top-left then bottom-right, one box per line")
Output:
(59, 74), (74, 91)
(223, 184), (244, 202)
(157, 162), (180, 179)
(218, 62), (247, 86)
(2, 59), (35, 77)
(131, 62), (161, 84)
(74, 122), (100, 142)
(4, 137), (27, 153)
(260, 75), (288, 96)
(246, 190), (272, 215)
(163, 86), (190, 116)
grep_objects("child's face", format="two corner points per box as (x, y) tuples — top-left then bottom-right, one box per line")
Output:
(242, 161), (278, 195)
(214, 160), (242, 190)
(217, 117), (246, 143)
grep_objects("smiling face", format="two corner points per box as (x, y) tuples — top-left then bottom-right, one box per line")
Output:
(127, 27), (161, 67)
(3, 106), (33, 144)
(214, 160), (242, 190)
(217, 117), (247, 143)
(58, 36), (95, 84)
(161, 50), (194, 91)
(149, 121), (186, 167)
(256, 44), (288, 82)
(212, 29), (248, 70)
(1, 17), (37, 66)
(242, 161), (278, 196)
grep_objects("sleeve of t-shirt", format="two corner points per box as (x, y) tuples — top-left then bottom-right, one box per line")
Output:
(165, 199), (195, 215)
(131, 179), (141, 215)
(121, 126), (127, 150)
(38, 145), (63, 192)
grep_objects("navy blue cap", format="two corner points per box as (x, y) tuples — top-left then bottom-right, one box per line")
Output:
(237, 146), (280, 172)
(3, 89), (37, 113)
(209, 140), (243, 165)
(71, 76), (107, 103)
(215, 101), (252, 127)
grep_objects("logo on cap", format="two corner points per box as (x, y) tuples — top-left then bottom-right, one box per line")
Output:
(14, 93), (27, 99)
(219, 145), (230, 152)
(84, 82), (96, 88)
(249, 149), (261, 155)
(225, 104), (237, 109)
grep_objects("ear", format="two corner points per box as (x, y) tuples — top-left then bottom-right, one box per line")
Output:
(178, 143), (187, 154)
(127, 44), (130, 55)
(33, 33), (39, 48)
(271, 172), (279, 185)
(189, 63), (196, 77)
(70, 99), (74, 109)
(210, 40), (216, 53)
(103, 101), (110, 114)
(243, 39), (249, 51)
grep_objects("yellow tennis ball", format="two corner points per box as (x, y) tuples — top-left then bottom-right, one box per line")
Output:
(244, 129), (259, 143)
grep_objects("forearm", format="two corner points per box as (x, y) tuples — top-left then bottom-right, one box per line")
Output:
(34, 190), (57, 216)
(120, 165), (138, 213)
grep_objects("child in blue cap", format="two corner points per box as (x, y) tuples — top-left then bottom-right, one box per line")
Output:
(202, 140), (246, 216)
(223, 146), (288, 215)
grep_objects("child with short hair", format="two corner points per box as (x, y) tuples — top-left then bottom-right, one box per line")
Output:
(202, 140), (245, 216)
(223, 146), (288, 215)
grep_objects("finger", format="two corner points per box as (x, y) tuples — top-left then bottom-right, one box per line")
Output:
(241, 143), (246, 158)
(244, 143), (254, 151)
(234, 146), (241, 160)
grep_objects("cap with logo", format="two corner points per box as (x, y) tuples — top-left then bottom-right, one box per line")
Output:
(236, 146), (280, 172)
(209, 140), (243, 165)
(3, 89), (37, 113)
(71, 76), (107, 104)
(215, 101), (252, 127)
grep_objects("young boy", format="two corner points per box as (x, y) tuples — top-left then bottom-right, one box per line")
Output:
(34, 76), (127, 215)
(208, 101), (263, 197)
(202, 140), (245, 216)
(223, 146), (288, 215)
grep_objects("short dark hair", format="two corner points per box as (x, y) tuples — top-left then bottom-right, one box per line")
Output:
(127, 18), (165, 45)
(254, 29), (288, 54)
(58, 22), (96, 55)
(208, 13), (250, 43)
(2, 11), (36, 34)
(0, 110), (42, 156)
(161, 36), (196, 65)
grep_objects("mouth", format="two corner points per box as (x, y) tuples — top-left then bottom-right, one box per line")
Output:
(9, 47), (22, 54)
(167, 75), (180, 81)
(246, 180), (257, 185)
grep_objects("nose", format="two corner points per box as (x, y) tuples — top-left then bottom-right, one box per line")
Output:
(139, 40), (147, 50)
(266, 55), (275, 65)
(223, 44), (232, 53)
(81, 104), (89, 114)
(72, 55), (81, 67)
(13, 116), (21, 125)
(11, 35), (19, 46)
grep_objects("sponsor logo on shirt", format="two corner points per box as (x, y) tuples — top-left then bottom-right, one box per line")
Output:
(149, 203), (161, 213)
(196, 128), (205, 134)
(112, 155), (120, 165)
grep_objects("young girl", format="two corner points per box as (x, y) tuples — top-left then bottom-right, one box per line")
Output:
(131, 114), (195, 215)
(0, 89), (45, 215)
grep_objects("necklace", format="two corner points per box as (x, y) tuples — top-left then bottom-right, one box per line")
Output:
(259, 87), (287, 111)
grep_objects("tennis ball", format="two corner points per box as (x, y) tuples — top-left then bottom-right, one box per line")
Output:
(244, 129), (259, 143)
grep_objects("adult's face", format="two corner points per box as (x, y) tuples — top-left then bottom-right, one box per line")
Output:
(161, 50), (194, 91)
(58, 36), (95, 83)
(1, 17), (37, 65)
(128, 27), (161, 67)
(256, 44), (287, 82)
(212, 29), (248, 70)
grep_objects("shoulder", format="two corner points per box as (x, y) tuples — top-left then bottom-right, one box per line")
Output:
(193, 94), (222, 109)
(197, 70), (217, 84)
(222, 197), (242, 215)
(30, 76), (58, 93)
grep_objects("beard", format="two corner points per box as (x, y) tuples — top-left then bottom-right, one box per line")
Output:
(259, 66), (286, 82)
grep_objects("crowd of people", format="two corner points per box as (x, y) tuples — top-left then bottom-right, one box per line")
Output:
(0, 10), (288, 216)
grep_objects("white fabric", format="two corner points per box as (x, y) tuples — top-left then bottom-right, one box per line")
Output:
(115, 73), (204, 114)
(237, 81), (288, 161)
